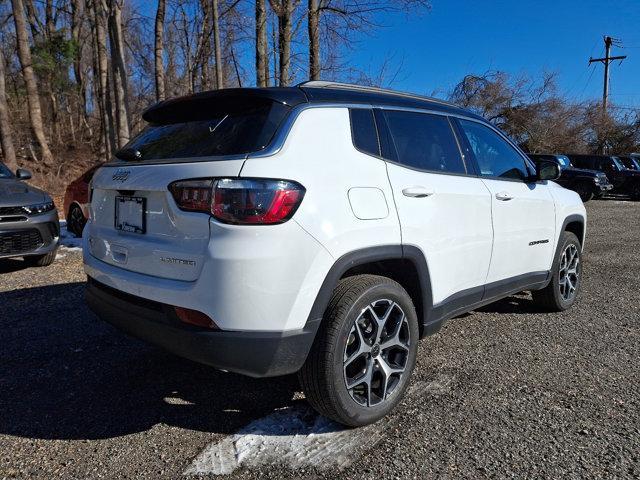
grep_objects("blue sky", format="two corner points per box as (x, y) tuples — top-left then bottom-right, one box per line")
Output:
(347, 0), (639, 107)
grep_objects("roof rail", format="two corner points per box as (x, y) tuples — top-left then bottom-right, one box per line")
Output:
(297, 80), (457, 108)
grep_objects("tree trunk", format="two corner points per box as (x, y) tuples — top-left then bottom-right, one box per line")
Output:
(0, 50), (17, 171)
(154, 0), (166, 101)
(269, 0), (294, 86)
(71, 0), (87, 118)
(255, 0), (268, 87)
(11, 0), (54, 166)
(90, 0), (114, 160)
(211, 0), (224, 89)
(308, 0), (320, 80)
(108, 0), (130, 147)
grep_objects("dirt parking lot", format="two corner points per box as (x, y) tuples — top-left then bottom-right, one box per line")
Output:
(1, 200), (639, 479)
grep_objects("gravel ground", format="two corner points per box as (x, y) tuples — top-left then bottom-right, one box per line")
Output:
(1, 199), (638, 479)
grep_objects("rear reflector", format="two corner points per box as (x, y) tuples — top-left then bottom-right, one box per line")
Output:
(174, 306), (218, 329)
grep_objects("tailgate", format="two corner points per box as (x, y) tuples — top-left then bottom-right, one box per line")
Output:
(88, 160), (244, 281)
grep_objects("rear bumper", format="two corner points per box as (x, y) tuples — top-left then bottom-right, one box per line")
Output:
(0, 210), (59, 259)
(85, 277), (319, 377)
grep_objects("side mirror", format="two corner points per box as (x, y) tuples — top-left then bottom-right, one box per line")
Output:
(16, 168), (32, 180)
(536, 160), (560, 181)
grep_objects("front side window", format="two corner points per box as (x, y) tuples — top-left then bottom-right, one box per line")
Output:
(457, 119), (530, 181)
(380, 110), (466, 174)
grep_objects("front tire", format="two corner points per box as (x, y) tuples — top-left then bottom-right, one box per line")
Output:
(24, 248), (58, 267)
(67, 204), (86, 237)
(532, 232), (582, 311)
(575, 183), (594, 202)
(299, 274), (419, 427)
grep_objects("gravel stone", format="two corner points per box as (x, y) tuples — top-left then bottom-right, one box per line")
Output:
(0, 200), (638, 479)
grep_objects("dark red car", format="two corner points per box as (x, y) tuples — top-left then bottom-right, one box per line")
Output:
(63, 164), (102, 237)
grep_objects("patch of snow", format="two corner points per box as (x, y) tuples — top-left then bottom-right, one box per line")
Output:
(58, 220), (83, 251)
(184, 381), (434, 476)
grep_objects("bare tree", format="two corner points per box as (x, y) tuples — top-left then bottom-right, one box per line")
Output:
(308, 0), (320, 80)
(256, 0), (268, 86)
(0, 49), (17, 171)
(154, 0), (166, 101)
(108, 0), (130, 147)
(89, 0), (114, 160)
(269, 0), (298, 86)
(211, 0), (223, 89)
(71, 0), (87, 119)
(11, 0), (54, 166)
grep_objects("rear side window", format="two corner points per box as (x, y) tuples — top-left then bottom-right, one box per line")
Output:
(349, 109), (379, 156)
(378, 110), (466, 174)
(0, 162), (13, 178)
(116, 101), (290, 162)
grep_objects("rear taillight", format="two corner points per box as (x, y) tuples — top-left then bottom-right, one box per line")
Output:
(169, 178), (305, 225)
(169, 179), (213, 212)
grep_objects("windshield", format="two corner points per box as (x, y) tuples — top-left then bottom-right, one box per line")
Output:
(622, 157), (640, 170)
(0, 162), (14, 178)
(116, 101), (290, 162)
(611, 156), (626, 171)
(556, 155), (571, 167)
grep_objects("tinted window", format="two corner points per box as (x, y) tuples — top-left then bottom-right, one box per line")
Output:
(350, 109), (379, 156)
(117, 102), (289, 162)
(611, 157), (625, 171)
(458, 119), (529, 180)
(0, 162), (13, 178)
(381, 110), (466, 174)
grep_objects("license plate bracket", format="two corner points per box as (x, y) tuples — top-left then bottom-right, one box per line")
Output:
(115, 196), (146, 234)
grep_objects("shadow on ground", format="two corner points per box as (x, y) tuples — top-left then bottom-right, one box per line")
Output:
(0, 282), (298, 441)
(0, 258), (34, 274)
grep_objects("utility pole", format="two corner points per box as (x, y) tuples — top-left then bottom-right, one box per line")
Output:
(589, 36), (627, 113)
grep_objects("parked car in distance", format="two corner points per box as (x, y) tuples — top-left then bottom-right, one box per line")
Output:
(568, 154), (640, 200)
(0, 162), (59, 266)
(527, 153), (612, 202)
(63, 163), (102, 237)
(84, 82), (587, 427)
(619, 155), (640, 172)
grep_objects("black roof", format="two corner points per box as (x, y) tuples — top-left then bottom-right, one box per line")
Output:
(143, 81), (483, 124)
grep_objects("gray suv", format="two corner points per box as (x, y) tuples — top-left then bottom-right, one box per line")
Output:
(0, 162), (59, 266)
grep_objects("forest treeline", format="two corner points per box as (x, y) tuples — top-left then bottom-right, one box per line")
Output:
(0, 0), (638, 193)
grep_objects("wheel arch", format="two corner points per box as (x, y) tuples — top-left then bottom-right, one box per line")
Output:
(562, 214), (586, 248)
(305, 245), (433, 339)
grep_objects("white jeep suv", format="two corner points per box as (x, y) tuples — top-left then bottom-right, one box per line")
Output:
(84, 82), (586, 426)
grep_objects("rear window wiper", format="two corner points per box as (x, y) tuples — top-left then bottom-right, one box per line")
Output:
(115, 148), (143, 161)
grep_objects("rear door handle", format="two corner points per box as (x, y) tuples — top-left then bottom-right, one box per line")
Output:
(402, 186), (434, 198)
(495, 191), (514, 201)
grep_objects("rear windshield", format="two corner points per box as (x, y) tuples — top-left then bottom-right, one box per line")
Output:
(116, 101), (290, 162)
(0, 162), (13, 178)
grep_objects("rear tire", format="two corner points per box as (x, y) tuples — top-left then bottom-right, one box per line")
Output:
(575, 183), (593, 202)
(299, 274), (419, 427)
(532, 232), (582, 312)
(24, 248), (58, 267)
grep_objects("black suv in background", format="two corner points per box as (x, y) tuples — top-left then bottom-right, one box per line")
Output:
(568, 154), (640, 200)
(528, 153), (612, 202)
